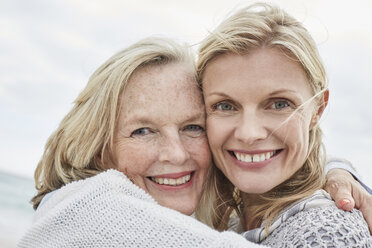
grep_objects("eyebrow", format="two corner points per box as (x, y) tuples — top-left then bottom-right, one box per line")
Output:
(204, 91), (231, 98)
(206, 89), (298, 98)
(181, 112), (205, 124)
(123, 112), (205, 127)
(124, 118), (152, 126)
(267, 89), (298, 96)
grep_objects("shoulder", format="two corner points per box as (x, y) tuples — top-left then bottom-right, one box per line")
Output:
(20, 170), (262, 248)
(34, 169), (155, 221)
(262, 191), (372, 247)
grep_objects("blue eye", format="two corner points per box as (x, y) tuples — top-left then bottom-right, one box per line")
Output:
(271, 100), (289, 110)
(184, 125), (204, 132)
(131, 128), (151, 136)
(215, 102), (234, 111)
(183, 124), (204, 137)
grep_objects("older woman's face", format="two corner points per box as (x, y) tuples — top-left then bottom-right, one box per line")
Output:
(112, 62), (211, 215)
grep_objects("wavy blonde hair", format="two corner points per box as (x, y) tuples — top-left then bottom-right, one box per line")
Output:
(32, 37), (195, 209)
(195, 3), (328, 232)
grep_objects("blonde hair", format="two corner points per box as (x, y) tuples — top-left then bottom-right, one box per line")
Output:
(196, 3), (328, 232)
(32, 37), (195, 209)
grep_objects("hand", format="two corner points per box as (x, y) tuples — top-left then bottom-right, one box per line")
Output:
(324, 168), (372, 234)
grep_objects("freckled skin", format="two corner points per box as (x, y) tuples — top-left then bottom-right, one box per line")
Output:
(203, 48), (322, 194)
(112, 62), (211, 215)
(122, 66), (200, 124)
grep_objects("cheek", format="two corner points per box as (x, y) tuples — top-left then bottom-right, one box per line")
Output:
(206, 118), (230, 172)
(206, 117), (226, 150)
(185, 136), (211, 170)
(113, 143), (155, 177)
(278, 118), (310, 157)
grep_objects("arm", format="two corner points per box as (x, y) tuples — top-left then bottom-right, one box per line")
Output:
(325, 159), (372, 195)
(325, 167), (372, 234)
(324, 158), (372, 197)
(324, 158), (372, 234)
(19, 170), (266, 248)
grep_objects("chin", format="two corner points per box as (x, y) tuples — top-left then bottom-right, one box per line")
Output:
(160, 201), (196, 216)
(172, 205), (195, 216)
(238, 182), (276, 194)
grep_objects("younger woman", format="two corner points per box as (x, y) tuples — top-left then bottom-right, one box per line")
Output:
(197, 3), (372, 247)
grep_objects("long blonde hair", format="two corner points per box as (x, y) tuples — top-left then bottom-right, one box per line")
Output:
(196, 3), (328, 232)
(32, 37), (195, 209)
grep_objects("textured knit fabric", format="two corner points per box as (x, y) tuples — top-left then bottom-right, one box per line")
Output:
(236, 190), (372, 247)
(18, 169), (265, 248)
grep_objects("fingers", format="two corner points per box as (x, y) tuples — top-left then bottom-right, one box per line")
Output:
(324, 169), (372, 234)
(353, 185), (372, 235)
(358, 195), (372, 234)
(338, 199), (353, 211)
(324, 169), (355, 211)
(324, 180), (355, 211)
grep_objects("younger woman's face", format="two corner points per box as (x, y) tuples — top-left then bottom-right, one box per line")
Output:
(202, 48), (322, 194)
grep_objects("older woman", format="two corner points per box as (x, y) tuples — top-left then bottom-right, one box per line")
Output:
(19, 37), (369, 247)
(196, 3), (371, 247)
(19, 37), (264, 248)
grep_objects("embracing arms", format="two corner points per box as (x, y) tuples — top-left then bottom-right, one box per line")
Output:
(324, 159), (372, 233)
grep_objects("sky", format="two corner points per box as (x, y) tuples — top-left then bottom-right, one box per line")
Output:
(1, 0), (371, 184)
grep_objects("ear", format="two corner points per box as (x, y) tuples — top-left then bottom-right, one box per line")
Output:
(310, 89), (329, 130)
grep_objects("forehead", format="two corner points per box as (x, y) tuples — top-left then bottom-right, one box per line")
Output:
(126, 63), (195, 99)
(120, 63), (204, 122)
(203, 48), (312, 98)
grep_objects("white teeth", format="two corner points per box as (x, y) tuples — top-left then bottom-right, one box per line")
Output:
(260, 154), (266, 161)
(234, 151), (276, 163)
(265, 152), (271, 160)
(236, 153), (241, 161)
(150, 174), (192, 186)
(244, 154), (252, 162)
(176, 177), (183, 185)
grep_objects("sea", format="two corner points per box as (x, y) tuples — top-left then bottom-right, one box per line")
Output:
(0, 171), (35, 248)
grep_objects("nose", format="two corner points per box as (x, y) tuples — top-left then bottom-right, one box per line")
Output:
(158, 131), (190, 165)
(233, 110), (268, 145)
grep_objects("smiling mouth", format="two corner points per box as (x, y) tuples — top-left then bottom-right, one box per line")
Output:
(148, 172), (193, 186)
(230, 150), (282, 163)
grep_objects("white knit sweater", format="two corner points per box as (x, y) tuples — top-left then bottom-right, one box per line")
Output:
(18, 170), (265, 248)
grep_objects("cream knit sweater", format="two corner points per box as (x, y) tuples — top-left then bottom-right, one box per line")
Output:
(18, 170), (265, 248)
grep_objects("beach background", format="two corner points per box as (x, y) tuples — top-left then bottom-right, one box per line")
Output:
(1, 0), (371, 247)
(0, 171), (34, 247)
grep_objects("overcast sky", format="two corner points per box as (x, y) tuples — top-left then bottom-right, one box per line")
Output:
(1, 0), (371, 184)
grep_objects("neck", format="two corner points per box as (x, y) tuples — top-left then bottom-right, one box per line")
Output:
(241, 193), (265, 230)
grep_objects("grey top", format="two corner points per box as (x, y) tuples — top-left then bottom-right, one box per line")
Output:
(230, 190), (372, 247)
